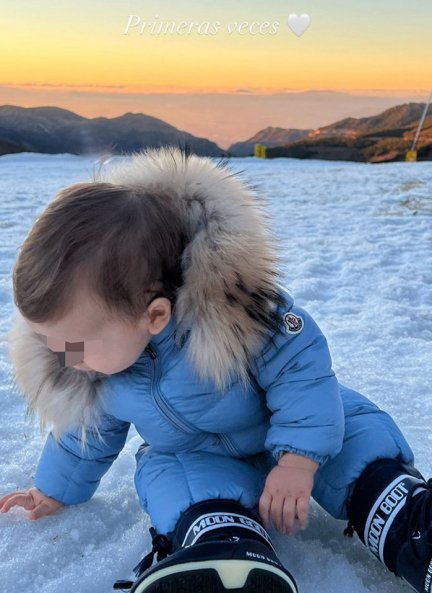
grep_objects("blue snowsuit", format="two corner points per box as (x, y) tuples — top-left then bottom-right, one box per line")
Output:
(34, 286), (414, 534)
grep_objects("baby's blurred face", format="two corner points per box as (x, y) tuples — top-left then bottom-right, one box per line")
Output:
(26, 288), (154, 375)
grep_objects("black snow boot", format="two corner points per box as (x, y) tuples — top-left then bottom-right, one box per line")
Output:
(345, 457), (432, 593)
(114, 499), (298, 593)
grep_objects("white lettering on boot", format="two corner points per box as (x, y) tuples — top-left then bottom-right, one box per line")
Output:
(424, 557), (432, 592)
(364, 475), (422, 563)
(182, 512), (275, 549)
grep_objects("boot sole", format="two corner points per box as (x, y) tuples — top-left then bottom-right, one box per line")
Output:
(131, 559), (297, 593)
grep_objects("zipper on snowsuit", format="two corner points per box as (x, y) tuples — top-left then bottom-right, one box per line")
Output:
(144, 343), (243, 457)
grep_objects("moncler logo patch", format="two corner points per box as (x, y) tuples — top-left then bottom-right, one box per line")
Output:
(283, 312), (304, 334)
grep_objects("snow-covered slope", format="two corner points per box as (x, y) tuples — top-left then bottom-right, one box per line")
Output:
(0, 153), (431, 593)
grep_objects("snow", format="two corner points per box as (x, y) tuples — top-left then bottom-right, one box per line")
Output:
(0, 152), (431, 593)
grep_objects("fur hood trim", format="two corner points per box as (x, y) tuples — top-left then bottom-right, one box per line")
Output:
(7, 310), (107, 442)
(7, 146), (284, 438)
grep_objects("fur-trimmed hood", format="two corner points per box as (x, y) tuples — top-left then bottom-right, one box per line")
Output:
(7, 146), (285, 439)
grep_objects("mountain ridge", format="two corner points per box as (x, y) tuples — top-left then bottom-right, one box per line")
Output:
(229, 103), (432, 162)
(1, 103), (431, 162)
(0, 105), (225, 157)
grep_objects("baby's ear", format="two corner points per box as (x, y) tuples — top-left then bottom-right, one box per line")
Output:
(146, 297), (171, 335)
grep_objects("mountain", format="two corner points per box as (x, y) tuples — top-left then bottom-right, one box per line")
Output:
(311, 103), (428, 139)
(0, 136), (26, 155)
(0, 105), (226, 157)
(263, 103), (432, 162)
(229, 126), (312, 156)
(2, 103), (431, 162)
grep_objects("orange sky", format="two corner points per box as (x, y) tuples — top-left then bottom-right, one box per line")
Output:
(1, 0), (431, 147)
(2, 1), (431, 92)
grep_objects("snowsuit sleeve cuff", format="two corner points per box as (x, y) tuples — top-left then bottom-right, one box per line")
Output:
(272, 445), (328, 466)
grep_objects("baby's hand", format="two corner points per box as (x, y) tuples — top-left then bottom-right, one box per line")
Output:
(259, 452), (318, 535)
(0, 487), (64, 520)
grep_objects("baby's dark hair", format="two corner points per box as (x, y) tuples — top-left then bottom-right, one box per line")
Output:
(12, 182), (188, 325)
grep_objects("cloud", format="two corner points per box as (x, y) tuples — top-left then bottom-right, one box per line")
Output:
(1, 82), (126, 90)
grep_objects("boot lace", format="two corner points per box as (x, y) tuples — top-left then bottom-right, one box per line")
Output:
(113, 527), (172, 590)
(344, 520), (355, 537)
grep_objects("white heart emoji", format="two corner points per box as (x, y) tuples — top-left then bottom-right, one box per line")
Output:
(287, 13), (311, 37)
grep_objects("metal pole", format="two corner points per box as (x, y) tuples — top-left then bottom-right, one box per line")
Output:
(411, 91), (432, 152)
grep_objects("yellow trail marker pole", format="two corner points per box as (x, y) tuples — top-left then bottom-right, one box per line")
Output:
(254, 144), (267, 158)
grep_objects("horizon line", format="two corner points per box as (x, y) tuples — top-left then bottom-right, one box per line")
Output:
(1, 83), (431, 96)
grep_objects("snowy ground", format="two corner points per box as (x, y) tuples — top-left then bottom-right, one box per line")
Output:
(0, 152), (431, 593)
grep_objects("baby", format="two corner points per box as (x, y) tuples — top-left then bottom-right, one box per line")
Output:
(1, 146), (431, 593)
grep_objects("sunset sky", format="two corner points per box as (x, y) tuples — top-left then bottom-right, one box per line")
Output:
(1, 0), (431, 147)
